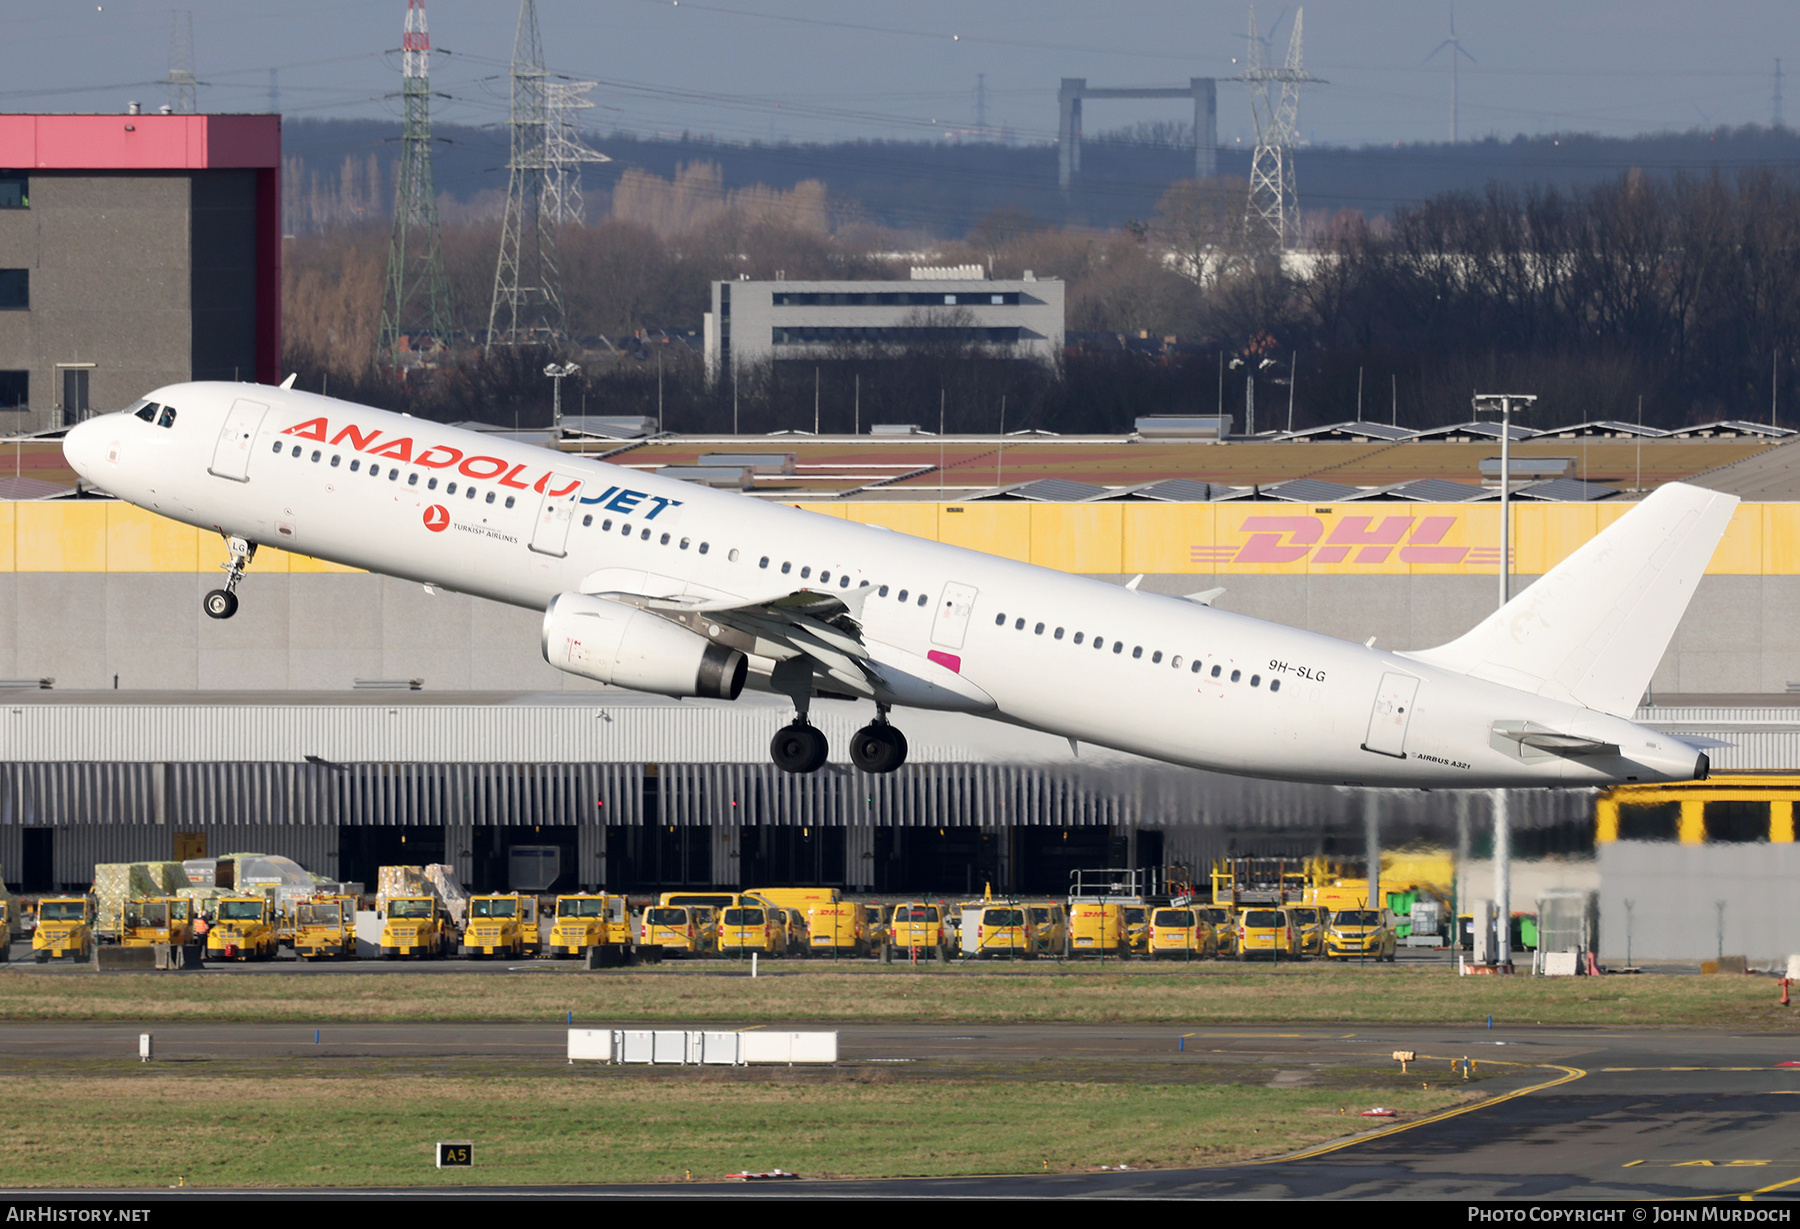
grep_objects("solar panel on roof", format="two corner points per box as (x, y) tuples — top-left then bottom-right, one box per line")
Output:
(1260, 478), (1363, 502)
(1513, 478), (1623, 501)
(1011, 478), (1109, 502)
(1387, 478), (1491, 502)
(1133, 478), (1219, 502)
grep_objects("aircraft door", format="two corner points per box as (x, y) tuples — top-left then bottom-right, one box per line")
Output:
(1362, 672), (1420, 758)
(207, 399), (269, 482)
(930, 581), (979, 650)
(529, 473), (585, 557)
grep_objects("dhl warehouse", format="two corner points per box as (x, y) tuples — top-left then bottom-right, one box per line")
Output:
(3, 489), (1800, 963)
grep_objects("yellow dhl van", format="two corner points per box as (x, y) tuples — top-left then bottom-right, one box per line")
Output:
(293, 896), (357, 960)
(32, 896), (94, 963)
(1067, 901), (1127, 957)
(886, 902), (951, 960)
(717, 903), (785, 955)
(380, 895), (456, 959)
(548, 893), (633, 963)
(1149, 906), (1216, 959)
(1236, 907), (1300, 960)
(640, 905), (715, 957)
(121, 897), (195, 948)
(961, 904), (1034, 959)
(1024, 902), (1069, 956)
(803, 900), (868, 956)
(208, 895), (279, 961)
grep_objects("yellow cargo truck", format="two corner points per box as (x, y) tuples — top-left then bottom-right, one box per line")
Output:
(293, 896), (357, 960)
(32, 897), (94, 963)
(380, 895), (456, 959)
(121, 897), (195, 948)
(461, 894), (532, 958)
(547, 893), (633, 963)
(208, 896), (278, 961)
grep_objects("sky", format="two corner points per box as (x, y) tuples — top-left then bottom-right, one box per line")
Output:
(1, 1), (1794, 149)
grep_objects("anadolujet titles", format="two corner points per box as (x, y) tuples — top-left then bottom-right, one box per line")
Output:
(63, 382), (1731, 785)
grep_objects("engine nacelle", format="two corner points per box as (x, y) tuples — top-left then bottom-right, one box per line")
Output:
(541, 593), (746, 701)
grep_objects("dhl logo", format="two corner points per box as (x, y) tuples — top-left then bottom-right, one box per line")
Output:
(1191, 515), (1504, 567)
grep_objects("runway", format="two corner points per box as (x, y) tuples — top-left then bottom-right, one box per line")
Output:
(2, 1021), (1797, 1199)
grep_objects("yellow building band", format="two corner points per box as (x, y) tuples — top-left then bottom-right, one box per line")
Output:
(1596, 779), (1800, 844)
(6, 499), (1800, 578)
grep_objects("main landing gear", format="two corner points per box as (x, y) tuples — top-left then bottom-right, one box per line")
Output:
(203, 535), (256, 620)
(769, 703), (909, 775)
(849, 714), (907, 774)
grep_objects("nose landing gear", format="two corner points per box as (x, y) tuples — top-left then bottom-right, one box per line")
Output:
(203, 535), (256, 620)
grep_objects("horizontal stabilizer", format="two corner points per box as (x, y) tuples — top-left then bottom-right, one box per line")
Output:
(1491, 721), (1618, 757)
(1406, 483), (1738, 717)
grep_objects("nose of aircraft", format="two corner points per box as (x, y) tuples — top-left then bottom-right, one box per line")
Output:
(61, 415), (107, 483)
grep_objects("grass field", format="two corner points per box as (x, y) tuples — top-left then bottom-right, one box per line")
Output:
(0, 965), (1789, 1028)
(0, 1068), (1481, 1188)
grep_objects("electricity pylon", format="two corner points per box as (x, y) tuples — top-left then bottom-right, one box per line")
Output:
(166, 10), (197, 113)
(378, 0), (455, 363)
(487, 0), (565, 346)
(1234, 6), (1323, 248)
(544, 80), (610, 224)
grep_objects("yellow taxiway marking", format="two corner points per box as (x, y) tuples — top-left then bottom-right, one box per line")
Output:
(1601, 1066), (1797, 1073)
(1743, 1173), (1800, 1200)
(1253, 1060), (1588, 1165)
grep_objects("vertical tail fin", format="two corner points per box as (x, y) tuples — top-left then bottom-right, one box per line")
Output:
(1404, 483), (1738, 716)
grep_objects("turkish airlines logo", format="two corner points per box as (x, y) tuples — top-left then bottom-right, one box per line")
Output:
(423, 505), (449, 533)
(1191, 515), (1504, 567)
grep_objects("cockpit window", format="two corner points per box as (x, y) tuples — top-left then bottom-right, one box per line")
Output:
(133, 401), (158, 423)
(157, 406), (176, 428)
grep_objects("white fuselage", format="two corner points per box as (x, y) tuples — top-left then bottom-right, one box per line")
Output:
(63, 382), (1706, 788)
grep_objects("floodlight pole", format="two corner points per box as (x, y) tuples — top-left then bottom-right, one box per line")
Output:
(544, 361), (580, 437)
(1472, 392), (1534, 975)
(1473, 393), (1537, 607)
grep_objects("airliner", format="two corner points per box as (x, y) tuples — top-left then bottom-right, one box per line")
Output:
(62, 381), (1733, 787)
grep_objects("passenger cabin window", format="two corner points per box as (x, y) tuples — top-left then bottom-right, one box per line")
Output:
(506, 496), (516, 508)
(582, 514), (592, 527)
(699, 543), (710, 554)
(760, 557), (771, 568)
(349, 459), (360, 472)
(916, 593), (926, 606)
(781, 562), (792, 574)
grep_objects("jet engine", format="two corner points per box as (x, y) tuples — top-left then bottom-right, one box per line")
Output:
(541, 592), (746, 700)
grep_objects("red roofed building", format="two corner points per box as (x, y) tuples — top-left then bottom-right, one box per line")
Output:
(0, 111), (280, 432)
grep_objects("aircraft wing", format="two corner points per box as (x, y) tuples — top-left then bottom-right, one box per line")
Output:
(598, 587), (879, 699)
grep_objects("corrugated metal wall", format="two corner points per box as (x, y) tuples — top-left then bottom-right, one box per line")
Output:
(0, 763), (642, 827)
(1636, 706), (1800, 772)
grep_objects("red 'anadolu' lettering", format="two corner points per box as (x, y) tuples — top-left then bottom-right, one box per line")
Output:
(533, 472), (582, 497)
(331, 424), (382, 451)
(497, 463), (532, 491)
(373, 437), (414, 462)
(281, 417), (329, 441)
(415, 445), (462, 469)
(459, 455), (508, 480)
